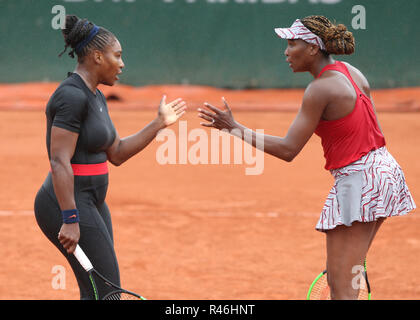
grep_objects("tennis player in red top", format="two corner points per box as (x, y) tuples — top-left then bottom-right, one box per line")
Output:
(198, 16), (416, 300)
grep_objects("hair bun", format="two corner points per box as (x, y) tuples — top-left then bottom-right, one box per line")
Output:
(325, 24), (348, 41)
(59, 15), (92, 58)
(324, 23), (355, 55)
(336, 24), (347, 33)
(63, 16), (91, 48)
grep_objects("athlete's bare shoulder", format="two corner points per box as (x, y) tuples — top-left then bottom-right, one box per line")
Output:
(306, 71), (346, 103)
(305, 76), (331, 102)
(341, 61), (371, 96)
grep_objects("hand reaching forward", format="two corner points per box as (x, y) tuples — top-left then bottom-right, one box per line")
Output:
(158, 95), (187, 127)
(198, 97), (237, 131)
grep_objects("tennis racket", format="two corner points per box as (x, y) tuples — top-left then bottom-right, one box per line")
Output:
(306, 259), (371, 300)
(73, 244), (146, 300)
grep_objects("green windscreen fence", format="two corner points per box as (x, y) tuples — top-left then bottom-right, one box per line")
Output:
(1, 0), (418, 88)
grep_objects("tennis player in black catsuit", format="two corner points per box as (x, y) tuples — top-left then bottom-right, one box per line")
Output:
(34, 15), (186, 299)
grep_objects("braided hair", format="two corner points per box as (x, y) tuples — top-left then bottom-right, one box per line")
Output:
(59, 15), (116, 61)
(301, 15), (355, 56)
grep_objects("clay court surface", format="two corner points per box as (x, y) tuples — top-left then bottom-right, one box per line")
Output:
(0, 85), (419, 300)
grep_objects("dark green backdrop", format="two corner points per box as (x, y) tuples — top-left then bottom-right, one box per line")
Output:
(1, 0), (419, 88)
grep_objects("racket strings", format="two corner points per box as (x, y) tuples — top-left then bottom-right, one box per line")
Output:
(104, 291), (143, 300)
(308, 273), (369, 300)
(308, 274), (331, 300)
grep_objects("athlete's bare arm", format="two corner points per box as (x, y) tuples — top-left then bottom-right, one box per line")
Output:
(198, 80), (330, 162)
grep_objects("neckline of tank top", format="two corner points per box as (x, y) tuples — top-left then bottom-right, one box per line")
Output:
(316, 60), (340, 79)
(67, 72), (98, 97)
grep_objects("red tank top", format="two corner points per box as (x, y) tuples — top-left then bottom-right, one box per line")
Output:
(314, 61), (386, 170)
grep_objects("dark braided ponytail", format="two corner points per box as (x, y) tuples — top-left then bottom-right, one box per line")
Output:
(301, 15), (355, 56)
(59, 15), (116, 61)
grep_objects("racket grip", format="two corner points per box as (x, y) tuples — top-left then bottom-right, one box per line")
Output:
(74, 245), (94, 272)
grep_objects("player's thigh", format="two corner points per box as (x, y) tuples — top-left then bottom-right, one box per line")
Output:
(78, 202), (120, 282)
(367, 217), (386, 250)
(68, 202), (121, 299)
(97, 201), (114, 244)
(326, 221), (377, 283)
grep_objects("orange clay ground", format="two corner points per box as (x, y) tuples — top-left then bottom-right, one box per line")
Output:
(0, 84), (419, 300)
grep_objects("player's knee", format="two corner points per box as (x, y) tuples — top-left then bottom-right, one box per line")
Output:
(327, 272), (359, 300)
(330, 286), (359, 300)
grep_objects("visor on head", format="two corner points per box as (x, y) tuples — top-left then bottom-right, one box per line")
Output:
(274, 19), (326, 51)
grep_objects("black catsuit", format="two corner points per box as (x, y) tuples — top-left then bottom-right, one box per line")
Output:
(34, 73), (120, 299)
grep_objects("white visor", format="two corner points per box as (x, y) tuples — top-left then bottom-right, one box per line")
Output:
(274, 19), (326, 51)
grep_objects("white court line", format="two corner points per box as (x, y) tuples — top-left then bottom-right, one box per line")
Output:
(0, 210), (289, 218)
(0, 210), (417, 219)
(0, 210), (34, 216)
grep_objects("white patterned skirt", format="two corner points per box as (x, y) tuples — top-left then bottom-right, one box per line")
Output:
(316, 147), (416, 232)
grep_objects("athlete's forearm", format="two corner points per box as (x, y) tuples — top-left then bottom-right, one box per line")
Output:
(110, 117), (166, 166)
(50, 158), (77, 210)
(231, 122), (296, 162)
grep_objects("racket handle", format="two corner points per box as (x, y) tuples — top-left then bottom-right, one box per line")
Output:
(74, 245), (94, 272)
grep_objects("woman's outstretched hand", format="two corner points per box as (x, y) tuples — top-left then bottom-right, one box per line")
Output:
(198, 97), (237, 131)
(158, 95), (187, 127)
